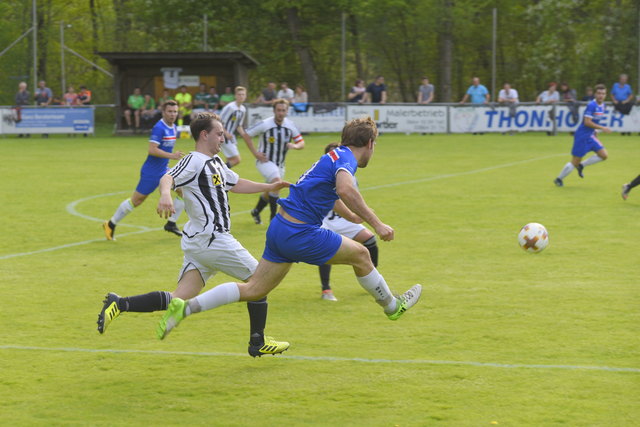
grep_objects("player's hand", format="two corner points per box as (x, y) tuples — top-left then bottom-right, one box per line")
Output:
(157, 195), (175, 218)
(170, 151), (184, 160)
(374, 223), (394, 241)
(287, 143), (296, 150)
(255, 152), (268, 162)
(272, 181), (291, 191)
(601, 127), (612, 134)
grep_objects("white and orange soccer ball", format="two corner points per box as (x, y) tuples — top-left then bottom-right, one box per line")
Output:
(518, 223), (549, 253)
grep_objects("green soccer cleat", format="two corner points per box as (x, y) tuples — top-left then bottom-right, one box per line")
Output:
(157, 298), (186, 340)
(97, 292), (121, 334)
(386, 284), (422, 321)
(248, 336), (290, 357)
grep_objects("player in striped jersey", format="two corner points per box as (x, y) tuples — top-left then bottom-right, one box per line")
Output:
(242, 99), (305, 224)
(103, 100), (185, 240)
(318, 143), (379, 302)
(219, 86), (248, 169)
(97, 112), (290, 357)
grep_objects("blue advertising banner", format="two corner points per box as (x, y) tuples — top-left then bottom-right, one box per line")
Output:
(0, 107), (94, 134)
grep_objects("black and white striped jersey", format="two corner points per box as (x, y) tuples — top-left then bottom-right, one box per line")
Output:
(168, 151), (238, 237)
(219, 101), (246, 142)
(246, 116), (303, 166)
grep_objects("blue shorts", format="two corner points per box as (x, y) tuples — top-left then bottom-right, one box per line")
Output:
(263, 214), (343, 265)
(135, 174), (162, 195)
(572, 134), (604, 158)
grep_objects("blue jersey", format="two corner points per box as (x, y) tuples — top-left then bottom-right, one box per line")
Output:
(141, 119), (177, 176)
(279, 146), (358, 225)
(574, 100), (605, 140)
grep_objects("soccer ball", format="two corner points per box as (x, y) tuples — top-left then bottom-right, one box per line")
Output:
(518, 223), (549, 253)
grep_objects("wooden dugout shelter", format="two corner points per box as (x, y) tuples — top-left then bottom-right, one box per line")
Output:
(98, 51), (258, 130)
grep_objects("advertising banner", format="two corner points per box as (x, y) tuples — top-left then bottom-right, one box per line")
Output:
(346, 104), (448, 133)
(0, 107), (95, 134)
(246, 104), (346, 133)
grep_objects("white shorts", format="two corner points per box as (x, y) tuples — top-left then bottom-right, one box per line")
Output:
(221, 136), (240, 158)
(322, 214), (366, 240)
(179, 233), (258, 283)
(256, 160), (285, 183)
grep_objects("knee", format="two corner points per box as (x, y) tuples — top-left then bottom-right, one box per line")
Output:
(238, 282), (267, 301)
(600, 153), (608, 160)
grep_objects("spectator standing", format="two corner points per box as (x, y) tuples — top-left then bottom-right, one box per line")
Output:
(124, 87), (145, 131)
(582, 87), (594, 102)
(218, 87), (234, 109)
(174, 85), (193, 125)
(277, 82), (295, 102)
(365, 76), (387, 104)
(63, 86), (79, 106)
(347, 79), (366, 103)
(611, 74), (634, 134)
(417, 76), (434, 104)
(34, 80), (52, 106)
(255, 82), (277, 104)
(459, 77), (489, 104)
(78, 85), (92, 105)
(498, 82), (519, 119)
(15, 81), (30, 137)
(559, 83), (579, 123)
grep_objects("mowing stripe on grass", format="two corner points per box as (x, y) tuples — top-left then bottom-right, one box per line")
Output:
(0, 153), (566, 261)
(1, 345), (637, 373)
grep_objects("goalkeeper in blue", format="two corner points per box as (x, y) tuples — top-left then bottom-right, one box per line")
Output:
(157, 117), (422, 341)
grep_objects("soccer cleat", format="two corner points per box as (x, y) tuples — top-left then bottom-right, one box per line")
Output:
(97, 292), (121, 334)
(248, 336), (290, 357)
(250, 209), (262, 225)
(321, 289), (338, 301)
(157, 297), (186, 340)
(576, 163), (584, 178)
(553, 178), (563, 187)
(164, 221), (182, 237)
(621, 184), (630, 200)
(103, 220), (116, 240)
(386, 284), (422, 321)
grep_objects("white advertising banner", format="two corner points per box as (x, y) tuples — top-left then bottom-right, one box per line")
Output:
(346, 104), (448, 133)
(246, 104), (345, 133)
(449, 105), (640, 133)
(0, 107), (95, 134)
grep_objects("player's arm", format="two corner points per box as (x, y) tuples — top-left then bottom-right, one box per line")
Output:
(230, 178), (290, 194)
(335, 170), (393, 241)
(157, 174), (175, 218)
(332, 199), (363, 224)
(238, 127), (268, 162)
(148, 142), (184, 159)
(287, 134), (305, 150)
(583, 116), (612, 133)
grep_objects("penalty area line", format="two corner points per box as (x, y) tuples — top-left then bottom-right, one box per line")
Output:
(0, 345), (638, 373)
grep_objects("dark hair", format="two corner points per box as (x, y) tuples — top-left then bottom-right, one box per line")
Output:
(190, 112), (221, 142)
(161, 100), (178, 110)
(324, 142), (340, 154)
(594, 84), (606, 92)
(341, 117), (378, 148)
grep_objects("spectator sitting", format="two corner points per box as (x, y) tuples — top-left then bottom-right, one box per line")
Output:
(124, 87), (144, 131)
(417, 76), (434, 104)
(277, 82), (295, 102)
(255, 82), (277, 104)
(460, 76), (489, 104)
(206, 86), (223, 110)
(365, 76), (387, 104)
(536, 82), (559, 134)
(498, 82), (519, 117)
(292, 84), (308, 112)
(582, 86), (594, 102)
(192, 83), (209, 115)
(157, 88), (173, 106)
(559, 82), (579, 123)
(78, 85), (92, 105)
(63, 86), (80, 106)
(174, 85), (193, 125)
(219, 86), (234, 108)
(34, 80), (53, 106)
(140, 93), (158, 129)
(347, 79), (366, 103)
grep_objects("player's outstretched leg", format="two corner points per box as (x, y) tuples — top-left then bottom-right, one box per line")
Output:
(248, 336), (290, 357)
(157, 298), (186, 339)
(622, 175), (640, 200)
(386, 284), (423, 321)
(97, 292), (122, 334)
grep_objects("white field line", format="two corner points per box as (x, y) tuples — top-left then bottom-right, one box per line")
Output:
(1, 153), (565, 261)
(0, 345), (637, 373)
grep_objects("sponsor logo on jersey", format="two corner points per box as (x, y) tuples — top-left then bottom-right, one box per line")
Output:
(212, 174), (221, 186)
(269, 136), (275, 144)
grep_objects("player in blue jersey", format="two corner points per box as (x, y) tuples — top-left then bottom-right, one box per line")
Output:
(554, 84), (612, 187)
(156, 117), (422, 342)
(103, 100), (186, 240)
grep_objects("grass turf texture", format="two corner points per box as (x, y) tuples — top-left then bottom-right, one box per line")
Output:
(1, 131), (638, 425)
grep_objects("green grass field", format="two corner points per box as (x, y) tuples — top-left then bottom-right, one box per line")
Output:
(1, 130), (638, 426)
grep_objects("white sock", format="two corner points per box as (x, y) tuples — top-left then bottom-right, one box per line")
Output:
(189, 282), (240, 314)
(111, 199), (134, 224)
(581, 154), (604, 167)
(169, 196), (184, 222)
(558, 162), (574, 180)
(356, 268), (397, 312)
